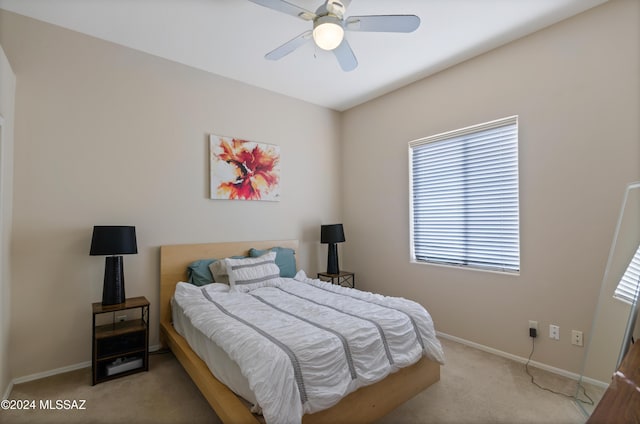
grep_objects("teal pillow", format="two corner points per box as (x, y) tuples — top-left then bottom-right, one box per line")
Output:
(249, 247), (296, 278)
(186, 259), (216, 286)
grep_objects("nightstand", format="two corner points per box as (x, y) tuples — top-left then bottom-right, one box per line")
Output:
(92, 296), (149, 385)
(317, 271), (355, 288)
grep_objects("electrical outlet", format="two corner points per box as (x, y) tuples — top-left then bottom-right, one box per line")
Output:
(528, 320), (538, 337)
(117, 315), (127, 322)
(572, 330), (583, 346)
(549, 324), (560, 340)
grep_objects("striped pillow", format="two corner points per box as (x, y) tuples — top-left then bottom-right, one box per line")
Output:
(225, 251), (281, 292)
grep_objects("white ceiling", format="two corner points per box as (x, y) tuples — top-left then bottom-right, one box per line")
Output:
(0, 0), (607, 111)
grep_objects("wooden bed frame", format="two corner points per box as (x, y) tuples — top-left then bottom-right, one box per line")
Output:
(159, 240), (440, 424)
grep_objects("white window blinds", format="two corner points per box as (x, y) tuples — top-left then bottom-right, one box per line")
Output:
(409, 116), (520, 273)
(614, 245), (640, 304)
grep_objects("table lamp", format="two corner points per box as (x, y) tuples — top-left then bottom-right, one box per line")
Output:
(90, 226), (138, 305)
(321, 224), (345, 274)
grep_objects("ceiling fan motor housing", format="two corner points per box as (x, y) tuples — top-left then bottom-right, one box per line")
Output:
(325, 0), (346, 18)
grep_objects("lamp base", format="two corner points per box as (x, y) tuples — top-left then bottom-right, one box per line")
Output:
(327, 243), (340, 275)
(102, 256), (126, 306)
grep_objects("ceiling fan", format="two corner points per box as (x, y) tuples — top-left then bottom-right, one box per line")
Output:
(247, 0), (421, 72)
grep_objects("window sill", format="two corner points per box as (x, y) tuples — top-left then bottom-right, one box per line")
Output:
(409, 259), (520, 276)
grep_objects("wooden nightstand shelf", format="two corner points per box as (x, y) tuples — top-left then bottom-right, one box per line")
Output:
(317, 271), (355, 288)
(92, 296), (149, 385)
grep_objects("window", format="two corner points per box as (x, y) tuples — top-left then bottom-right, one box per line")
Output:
(614, 245), (640, 304)
(409, 116), (520, 273)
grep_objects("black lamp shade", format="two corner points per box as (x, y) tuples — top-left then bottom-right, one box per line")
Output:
(90, 226), (138, 255)
(321, 224), (345, 275)
(321, 224), (345, 244)
(90, 226), (137, 306)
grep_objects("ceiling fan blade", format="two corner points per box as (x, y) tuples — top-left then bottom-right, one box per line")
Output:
(247, 0), (316, 21)
(345, 15), (421, 33)
(333, 39), (358, 72)
(265, 30), (313, 61)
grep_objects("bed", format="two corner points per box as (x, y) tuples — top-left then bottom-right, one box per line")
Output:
(160, 240), (443, 423)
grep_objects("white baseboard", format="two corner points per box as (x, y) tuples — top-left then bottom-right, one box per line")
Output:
(2, 380), (13, 401)
(437, 332), (609, 389)
(12, 360), (91, 386)
(2, 343), (164, 399)
(149, 343), (163, 353)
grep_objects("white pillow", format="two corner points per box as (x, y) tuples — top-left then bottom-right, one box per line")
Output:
(225, 251), (281, 292)
(209, 260), (230, 284)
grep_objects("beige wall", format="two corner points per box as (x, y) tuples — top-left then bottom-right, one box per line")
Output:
(0, 44), (16, 394)
(1, 0), (638, 384)
(0, 10), (342, 378)
(341, 0), (639, 375)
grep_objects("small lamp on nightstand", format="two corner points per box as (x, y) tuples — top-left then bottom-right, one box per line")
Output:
(90, 226), (138, 306)
(321, 224), (345, 275)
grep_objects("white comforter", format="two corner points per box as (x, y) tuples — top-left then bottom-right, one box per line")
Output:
(173, 271), (445, 424)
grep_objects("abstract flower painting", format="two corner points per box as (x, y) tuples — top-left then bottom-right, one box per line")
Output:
(209, 134), (281, 201)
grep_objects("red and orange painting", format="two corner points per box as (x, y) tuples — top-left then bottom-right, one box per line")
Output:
(209, 135), (281, 201)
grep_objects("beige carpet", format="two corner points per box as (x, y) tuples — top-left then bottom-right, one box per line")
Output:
(380, 339), (600, 424)
(1, 338), (599, 424)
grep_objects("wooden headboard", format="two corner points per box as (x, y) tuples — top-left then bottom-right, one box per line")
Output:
(159, 239), (299, 327)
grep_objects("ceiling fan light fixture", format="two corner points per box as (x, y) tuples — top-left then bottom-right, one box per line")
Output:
(313, 15), (344, 51)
